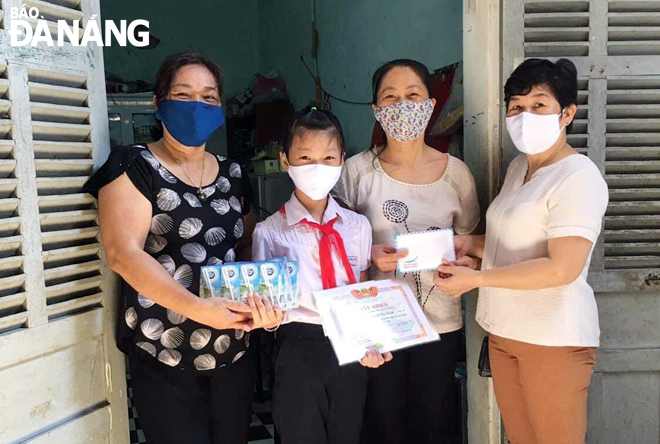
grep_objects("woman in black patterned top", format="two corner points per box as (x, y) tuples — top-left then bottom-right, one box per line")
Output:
(85, 53), (281, 444)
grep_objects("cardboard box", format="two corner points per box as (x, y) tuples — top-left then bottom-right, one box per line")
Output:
(252, 159), (280, 174)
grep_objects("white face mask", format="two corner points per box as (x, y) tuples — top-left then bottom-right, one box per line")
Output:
(286, 163), (343, 201)
(505, 110), (565, 155)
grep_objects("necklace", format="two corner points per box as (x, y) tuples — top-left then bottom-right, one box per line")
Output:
(176, 155), (207, 201)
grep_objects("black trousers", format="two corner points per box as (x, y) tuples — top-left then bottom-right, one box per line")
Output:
(362, 330), (461, 444)
(129, 349), (255, 444)
(273, 323), (368, 444)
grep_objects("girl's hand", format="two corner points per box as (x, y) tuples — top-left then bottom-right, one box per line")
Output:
(372, 244), (408, 273)
(434, 260), (482, 298)
(450, 255), (480, 270)
(246, 294), (283, 330)
(193, 297), (253, 330)
(453, 234), (472, 259)
(360, 350), (394, 368)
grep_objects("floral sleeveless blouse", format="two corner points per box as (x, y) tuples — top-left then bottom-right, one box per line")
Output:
(84, 144), (253, 371)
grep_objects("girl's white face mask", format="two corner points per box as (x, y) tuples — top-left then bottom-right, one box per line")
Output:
(286, 163), (343, 201)
(505, 110), (566, 155)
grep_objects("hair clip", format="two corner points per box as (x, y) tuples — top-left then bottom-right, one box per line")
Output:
(310, 106), (318, 111)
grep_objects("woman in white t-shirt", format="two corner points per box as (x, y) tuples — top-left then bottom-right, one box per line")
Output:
(435, 59), (609, 444)
(333, 59), (480, 444)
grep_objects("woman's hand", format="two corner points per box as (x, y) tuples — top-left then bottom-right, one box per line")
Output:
(359, 350), (394, 368)
(450, 254), (480, 270)
(246, 294), (283, 330)
(372, 244), (408, 273)
(192, 297), (254, 330)
(433, 259), (482, 298)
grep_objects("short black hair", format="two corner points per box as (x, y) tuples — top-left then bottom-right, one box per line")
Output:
(282, 105), (346, 156)
(504, 58), (578, 133)
(372, 59), (433, 105)
(154, 52), (225, 106)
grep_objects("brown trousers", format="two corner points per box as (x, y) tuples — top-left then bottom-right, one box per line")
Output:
(489, 334), (597, 444)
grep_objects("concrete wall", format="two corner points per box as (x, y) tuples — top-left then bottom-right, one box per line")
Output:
(101, 0), (259, 98)
(101, 0), (462, 154)
(258, 0), (463, 154)
(463, 0), (503, 442)
(101, 0), (260, 154)
(258, 0), (316, 111)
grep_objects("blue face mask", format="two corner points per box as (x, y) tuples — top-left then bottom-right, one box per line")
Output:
(156, 99), (225, 147)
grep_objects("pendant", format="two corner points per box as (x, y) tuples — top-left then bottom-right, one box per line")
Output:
(198, 189), (207, 202)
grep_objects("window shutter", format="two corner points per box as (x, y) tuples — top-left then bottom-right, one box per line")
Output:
(0, 59), (30, 334)
(604, 75), (660, 272)
(30, 67), (104, 319)
(22, 0), (84, 44)
(608, 0), (660, 56)
(0, 2), (102, 331)
(0, 0), (128, 442)
(523, 1), (591, 58)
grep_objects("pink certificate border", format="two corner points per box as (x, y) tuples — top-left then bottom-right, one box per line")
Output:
(328, 284), (430, 342)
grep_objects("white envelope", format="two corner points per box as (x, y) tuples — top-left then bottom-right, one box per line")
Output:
(395, 229), (456, 273)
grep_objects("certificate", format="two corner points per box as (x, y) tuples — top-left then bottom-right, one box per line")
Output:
(395, 229), (456, 273)
(313, 279), (439, 365)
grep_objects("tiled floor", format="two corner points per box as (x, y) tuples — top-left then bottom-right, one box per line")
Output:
(126, 371), (147, 444)
(248, 392), (276, 444)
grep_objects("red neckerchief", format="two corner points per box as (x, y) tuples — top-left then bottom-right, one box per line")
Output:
(279, 204), (357, 289)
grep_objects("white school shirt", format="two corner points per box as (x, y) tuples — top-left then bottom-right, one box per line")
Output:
(477, 154), (609, 347)
(333, 150), (480, 334)
(252, 193), (373, 325)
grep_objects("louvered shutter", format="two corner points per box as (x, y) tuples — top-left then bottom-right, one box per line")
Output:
(0, 60), (30, 334)
(605, 75), (660, 272)
(503, 1), (660, 442)
(0, 1), (128, 443)
(31, 67), (104, 318)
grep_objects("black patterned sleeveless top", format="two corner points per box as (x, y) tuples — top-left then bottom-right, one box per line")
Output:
(84, 144), (253, 371)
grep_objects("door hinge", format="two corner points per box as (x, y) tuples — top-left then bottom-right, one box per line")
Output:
(644, 273), (660, 286)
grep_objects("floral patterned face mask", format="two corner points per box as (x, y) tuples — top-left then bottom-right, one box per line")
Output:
(373, 99), (434, 142)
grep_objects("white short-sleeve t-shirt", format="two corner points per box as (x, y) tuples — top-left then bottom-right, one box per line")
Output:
(252, 194), (372, 325)
(333, 150), (480, 334)
(477, 154), (609, 347)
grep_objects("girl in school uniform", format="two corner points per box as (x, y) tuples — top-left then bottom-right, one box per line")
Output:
(252, 106), (390, 444)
